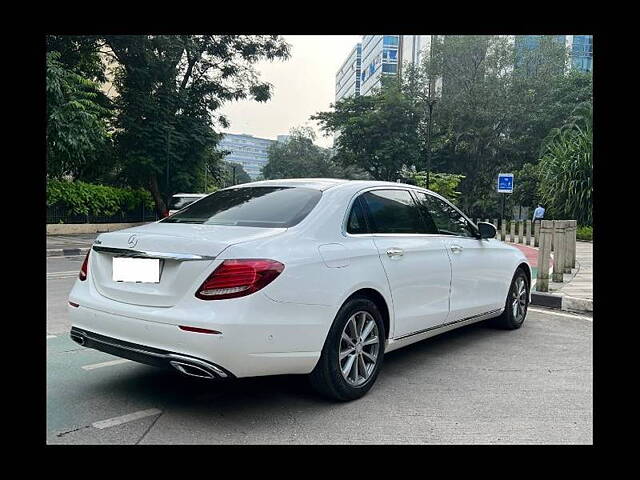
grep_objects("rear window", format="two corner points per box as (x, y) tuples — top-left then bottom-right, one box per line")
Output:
(161, 187), (322, 228)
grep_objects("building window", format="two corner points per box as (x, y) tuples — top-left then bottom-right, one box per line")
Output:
(383, 36), (399, 47)
(382, 63), (397, 74)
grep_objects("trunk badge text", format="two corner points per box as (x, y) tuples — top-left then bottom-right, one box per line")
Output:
(128, 235), (138, 248)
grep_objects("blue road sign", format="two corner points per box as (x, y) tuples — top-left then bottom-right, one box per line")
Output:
(497, 173), (514, 194)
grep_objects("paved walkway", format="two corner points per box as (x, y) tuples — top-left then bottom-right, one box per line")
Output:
(548, 241), (593, 301)
(510, 240), (592, 312)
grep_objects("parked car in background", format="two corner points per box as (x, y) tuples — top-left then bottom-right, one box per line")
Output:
(69, 179), (530, 401)
(168, 193), (208, 216)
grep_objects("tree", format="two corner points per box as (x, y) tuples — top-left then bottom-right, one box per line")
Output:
(400, 167), (465, 204)
(511, 162), (541, 210)
(537, 102), (592, 225)
(263, 127), (339, 179)
(313, 75), (422, 181)
(46, 38), (114, 180)
(102, 35), (290, 215)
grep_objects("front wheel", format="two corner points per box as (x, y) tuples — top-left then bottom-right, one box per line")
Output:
(309, 297), (385, 401)
(490, 268), (529, 330)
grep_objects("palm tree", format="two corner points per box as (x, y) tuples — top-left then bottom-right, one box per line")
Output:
(537, 102), (592, 226)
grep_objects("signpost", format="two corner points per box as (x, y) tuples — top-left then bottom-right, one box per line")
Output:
(497, 173), (514, 220)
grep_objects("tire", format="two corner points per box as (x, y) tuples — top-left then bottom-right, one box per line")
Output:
(489, 268), (529, 330)
(309, 297), (386, 401)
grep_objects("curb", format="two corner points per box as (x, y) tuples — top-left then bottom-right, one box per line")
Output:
(47, 247), (90, 257)
(531, 292), (592, 313)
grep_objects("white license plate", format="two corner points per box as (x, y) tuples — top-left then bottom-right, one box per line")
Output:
(112, 257), (160, 283)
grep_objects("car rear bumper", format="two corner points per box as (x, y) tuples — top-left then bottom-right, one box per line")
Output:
(70, 327), (233, 379)
(68, 302), (326, 378)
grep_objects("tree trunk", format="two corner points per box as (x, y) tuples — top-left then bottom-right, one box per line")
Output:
(148, 174), (167, 217)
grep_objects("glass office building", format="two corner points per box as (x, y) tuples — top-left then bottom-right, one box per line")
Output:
(360, 35), (400, 96)
(570, 35), (593, 72)
(218, 133), (276, 180)
(514, 35), (593, 73)
(338, 35), (433, 99)
(335, 43), (362, 103)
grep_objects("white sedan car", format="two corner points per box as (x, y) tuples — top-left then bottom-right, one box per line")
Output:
(68, 179), (530, 401)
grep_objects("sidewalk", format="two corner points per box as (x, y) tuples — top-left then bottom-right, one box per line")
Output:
(511, 240), (593, 313)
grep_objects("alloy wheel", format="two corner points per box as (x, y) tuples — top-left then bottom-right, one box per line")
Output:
(338, 311), (380, 387)
(511, 276), (528, 322)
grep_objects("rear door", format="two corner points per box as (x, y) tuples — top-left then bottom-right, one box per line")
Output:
(413, 191), (507, 321)
(359, 189), (451, 338)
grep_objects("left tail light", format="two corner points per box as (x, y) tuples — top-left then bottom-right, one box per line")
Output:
(79, 251), (90, 281)
(195, 259), (284, 300)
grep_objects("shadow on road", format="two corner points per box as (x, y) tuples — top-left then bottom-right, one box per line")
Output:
(83, 320), (501, 412)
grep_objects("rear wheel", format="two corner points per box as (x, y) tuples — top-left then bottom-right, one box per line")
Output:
(490, 268), (529, 330)
(309, 297), (385, 401)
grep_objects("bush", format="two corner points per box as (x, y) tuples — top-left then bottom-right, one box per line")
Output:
(47, 179), (154, 216)
(576, 226), (592, 242)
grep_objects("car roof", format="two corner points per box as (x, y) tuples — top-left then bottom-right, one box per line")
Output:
(225, 178), (431, 193)
(172, 193), (208, 197)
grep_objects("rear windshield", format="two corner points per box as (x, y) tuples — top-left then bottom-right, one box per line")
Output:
(161, 186), (322, 228)
(169, 196), (203, 210)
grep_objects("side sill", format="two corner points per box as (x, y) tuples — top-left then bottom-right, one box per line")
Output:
(385, 308), (503, 353)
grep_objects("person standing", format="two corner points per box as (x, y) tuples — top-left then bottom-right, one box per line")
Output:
(532, 203), (545, 224)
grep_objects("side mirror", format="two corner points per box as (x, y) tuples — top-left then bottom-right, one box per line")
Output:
(477, 222), (497, 239)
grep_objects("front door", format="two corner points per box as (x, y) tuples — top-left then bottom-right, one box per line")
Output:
(413, 191), (506, 321)
(359, 189), (451, 338)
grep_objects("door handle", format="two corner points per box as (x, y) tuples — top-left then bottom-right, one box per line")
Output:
(386, 248), (404, 258)
(450, 244), (463, 253)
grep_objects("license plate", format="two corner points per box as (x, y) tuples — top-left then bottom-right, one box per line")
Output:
(112, 257), (160, 283)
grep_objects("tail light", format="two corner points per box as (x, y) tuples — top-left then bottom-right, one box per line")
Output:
(195, 259), (284, 300)
(79, 251), (90, 281)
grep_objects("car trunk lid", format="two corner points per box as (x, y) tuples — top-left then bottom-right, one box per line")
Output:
(89, 222), (285, 307)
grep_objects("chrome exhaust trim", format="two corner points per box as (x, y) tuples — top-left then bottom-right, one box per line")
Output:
(70, 331), (86, 346)
(167, 354), (228, 379)
(169, 361), (216, 379)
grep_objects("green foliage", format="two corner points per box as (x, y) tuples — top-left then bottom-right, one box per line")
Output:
(400, 167), (465, 204)
(313, 76), (422, 181)
(511, 162), (541, 209)
(46, 50), (113, 179)
(47, 179), (153, 216)
(537, 102), (592, 226)
(314, 35), (592, 220)
(263, 127), (339, 179)
(104, 35), (290, 213)
(576, 226), (592, 241)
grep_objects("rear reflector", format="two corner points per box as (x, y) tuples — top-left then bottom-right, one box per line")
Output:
(195, 259), (284, 300)
(178, 326), (222, 334)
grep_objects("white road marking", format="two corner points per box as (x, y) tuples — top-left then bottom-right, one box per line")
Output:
(529, 307), (592, 321)
(81, 359), (132, 371)
(47, 271), (79, 279)
(92, 409), (162, 429)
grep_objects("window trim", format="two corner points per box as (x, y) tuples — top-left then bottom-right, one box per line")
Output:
(341, 186), (480, 239)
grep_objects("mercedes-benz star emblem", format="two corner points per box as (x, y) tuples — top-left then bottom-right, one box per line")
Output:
(127, 234), (138, 248)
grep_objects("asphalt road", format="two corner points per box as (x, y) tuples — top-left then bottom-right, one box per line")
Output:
(47, 256), (593, 444)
